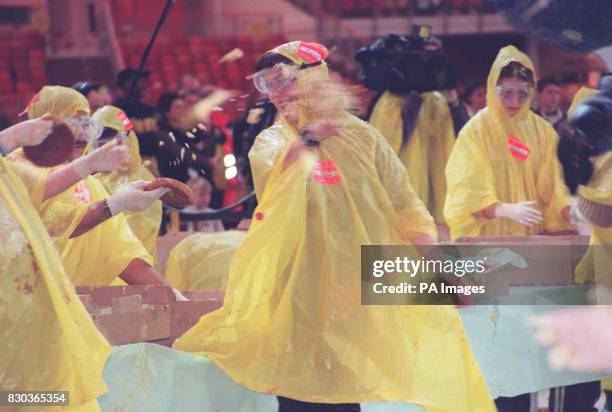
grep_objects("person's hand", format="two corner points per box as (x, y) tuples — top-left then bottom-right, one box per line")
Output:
(0, 117), (54, 153)
(81, 140), (131, 175)
(529, 306), (612, 372)
(303, 121), (341, 142)
(106, 180), (168, 215)
(495, 201), (543, 227)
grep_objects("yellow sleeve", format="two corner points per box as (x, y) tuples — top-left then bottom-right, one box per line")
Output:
(368, 91), (404, 154)
(373, 128), (436, 241)
(427, 93), (455, 224)
(537, 127), (572, 232)
(248, 123), (292, 198)
(7, 160), (49, 210)
(578, 151), (612, 205)
(444, 128), (500, 240)
(38, 185), (89, 249)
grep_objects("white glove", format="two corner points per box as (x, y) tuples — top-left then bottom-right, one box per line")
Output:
(106, 180), (167, 215)
(0, 117), (54, 153)
(73, 140), (131, 178)
(172, 288), (189, 302)
(495, 201), (543, 227)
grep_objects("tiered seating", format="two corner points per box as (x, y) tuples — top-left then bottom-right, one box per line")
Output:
(0, 29), (47, 121)
(288, 0), (495, 17)
(118, 34), (286, 101)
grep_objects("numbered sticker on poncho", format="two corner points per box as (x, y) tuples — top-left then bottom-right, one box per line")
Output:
(508, 134), (530, 160)
(297, 42), (329, 64)
(118, 110), (134, 132)
(312, 160), (341, 185)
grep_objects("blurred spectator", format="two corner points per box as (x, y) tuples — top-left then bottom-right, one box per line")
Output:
(114, 68), (159, 157)
(177, 73), (202, 93)
(180, 88), (201, 111)
(462, 80), (487, 117)
(0, 113), (10, 131)
(72, 82), (112, 112)
(534, 76), (566, 130)
(156, 93), (222, 206)
(183, 177), (224, 233)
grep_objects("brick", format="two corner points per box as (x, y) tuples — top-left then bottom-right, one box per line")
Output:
(111, 295), (142, 313)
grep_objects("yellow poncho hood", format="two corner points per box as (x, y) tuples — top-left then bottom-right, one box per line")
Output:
(92, 105), (143, 174)
(486, 45), (535, 123)
(568, 87), (598, 118)
(27, 85), (90, 120)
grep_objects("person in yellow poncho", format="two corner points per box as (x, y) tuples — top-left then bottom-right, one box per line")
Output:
(0, 118), (111, 411)
(12, 85), (174, 290)
(369, 77), (456, 239)
(444, 46), (573, 240)
(164, 230), (246, 291)
(174, 41), (495, 412)
(90, 105), (163, 261)
(563, 86), (612, 407)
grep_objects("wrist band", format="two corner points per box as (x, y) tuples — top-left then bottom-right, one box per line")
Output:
(103, 197), (116, 217)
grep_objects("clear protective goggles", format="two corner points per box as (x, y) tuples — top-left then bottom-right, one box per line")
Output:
(495, 85), (533, 104)
(66, 117), (104, 143)
(90, 127), (128, 149)
(253, 63), (300, 95)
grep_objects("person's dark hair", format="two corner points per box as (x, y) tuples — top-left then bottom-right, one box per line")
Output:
(498, 62), (535, 86)
(158, 93), (181, 114)
(254, 53), (294, 73)
(179, 87), (201, 99)
(72, 82), (103, 97)
(462, 80), (486, 103)
(598, 72), (612, 91)
(537, 75), (562, 93)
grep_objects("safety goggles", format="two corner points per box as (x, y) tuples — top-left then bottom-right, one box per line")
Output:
(253, 63), (300, 95)
(495, 85), (533, 104)
(89, 127), (128, 149)
(66, 117), (104, 143)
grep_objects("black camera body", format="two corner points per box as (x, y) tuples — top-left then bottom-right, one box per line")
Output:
(354, 27), (456, 94)
(558, 89), (612, 193)
(570, 89), (612, 156)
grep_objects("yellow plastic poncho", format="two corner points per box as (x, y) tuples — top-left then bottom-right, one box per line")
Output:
(90, 105), (162, 261)
(444, 46), (572, 240)
(0, 155), (111, 411)
(369, 91), (455, 224)
(174, 41), (495, 411)
(565, 87), (612, 393)
(164, 230), (246, 291)
(19, 86), (154, 285)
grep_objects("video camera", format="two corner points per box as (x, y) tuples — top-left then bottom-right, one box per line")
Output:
(354, 25), (456, 94)
(558, 89), (612, 193)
